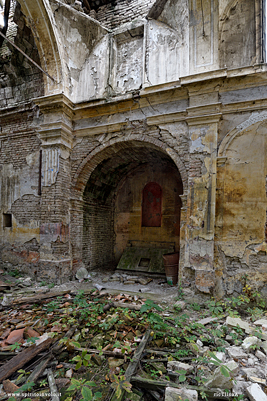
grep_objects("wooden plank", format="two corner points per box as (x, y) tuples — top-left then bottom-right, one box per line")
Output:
(113, 302), (142, 311)
(27, 355), (52, 384)
(110, 330), (151, 401)
(130, 377), (231, 400)
(0, 338), (53, 382)
(47, 368), (60, 401)
(11, 290), (70, 305)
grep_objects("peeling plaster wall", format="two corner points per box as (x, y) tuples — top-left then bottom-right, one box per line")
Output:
(51, 1), (109, 102)
(0, 107), (41, 274)
(215, 120), (267, 296)
(1, 0), (267, 296)
(219, 0), (256, 68)
(114, 162), (183, 263)
(146, 20), (181, 85)
(111, 25), (144, 94)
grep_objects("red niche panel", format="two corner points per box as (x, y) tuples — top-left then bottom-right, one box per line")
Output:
(142, 182), (162, 227)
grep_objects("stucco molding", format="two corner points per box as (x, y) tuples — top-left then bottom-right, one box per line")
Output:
(218, 110), (267, 156)
(186, 113), (222, 126)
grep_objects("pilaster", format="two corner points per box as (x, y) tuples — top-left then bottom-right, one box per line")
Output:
(34, 94), (75, 281)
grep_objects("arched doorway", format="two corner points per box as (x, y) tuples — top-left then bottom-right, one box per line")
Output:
(80, 141), (184, 272)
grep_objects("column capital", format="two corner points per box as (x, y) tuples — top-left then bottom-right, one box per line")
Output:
(34, 93), (74, 149)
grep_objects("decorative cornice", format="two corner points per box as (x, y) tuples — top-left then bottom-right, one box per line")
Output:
(74, 121), (128, 137)
(187, 103), (222, 117)
(33, 93), (75, 119)
(146, 111), (187, 126)
(34, 94), (75, 148)
(38, 122), (73, 148)
(186, 113), (222, 126)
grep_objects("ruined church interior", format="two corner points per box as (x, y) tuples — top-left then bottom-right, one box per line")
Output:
(0, 0), (267, 299)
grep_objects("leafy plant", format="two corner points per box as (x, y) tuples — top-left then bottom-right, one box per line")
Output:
(46, 300), (58, 312)
(113, 341), (132, 355)
(15, 381), (35, 393)
(110, 375), (132, 398)
(17, 369), (30, 381)
(39, 379), (48, 387)
(140, 299), (163, 313)
(48, 283), (55, 289)
(172, 349), (191, 359)
(26, 337), (39, 345)
(176, 369), (187, 382)
(9, 269), (21, 277)
(175, 285), (184, 300)
(207, 299), (224, 316)
(67, 378), (101, 401)
(72, 349), (92, 369)
(190, 303), (201, 311)
(209, 352), (231, 378)
(10, 342), (21, 351)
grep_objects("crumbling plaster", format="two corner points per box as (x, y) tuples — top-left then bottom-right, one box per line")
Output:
(1, 0), (267, 296)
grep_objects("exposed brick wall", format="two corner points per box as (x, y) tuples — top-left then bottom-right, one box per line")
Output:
(11, 194), (40, 224)
(0, 1), (44, 108)
(0, 131), (40, 170)
(41, 155), (71, 225)
(83, 201), (114, 270)
(91, 0), (155, 29)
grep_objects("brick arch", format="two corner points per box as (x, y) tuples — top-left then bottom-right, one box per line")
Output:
(20, 0), (65, 93)
(72, 134), (188, 196)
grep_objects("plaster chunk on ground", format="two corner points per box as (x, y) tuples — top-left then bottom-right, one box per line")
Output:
(75, 267), (89, 280)
(261, 340), (267, 354)
(165, 387), (198, 401)
(205, 360), (239, 389)
(254, 319), (267, 326)
(173, 300), (186, 311)
(226, 346), (247, 359)
(226, 316), (251, 333)
(167, 361), (194, 372)
(242, 336), (261, 351)
(246, 383), (267, 401)
(255, 350), (267, 361)
(241, 368), (265, 380)
(233, 380), (251, 395)
(208, 351), (226, 367)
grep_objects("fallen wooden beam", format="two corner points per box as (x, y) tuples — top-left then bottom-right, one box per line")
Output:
(130, 377), (231, 400)
(0, 338), (53, 382)
(110, 330), (151, 401)
(47, 368), (60, 401)
(10, 290), (70, 305)
(27, 355), (52, 384)
(75, 347), (134, 358)
(113, 302), (142, 311)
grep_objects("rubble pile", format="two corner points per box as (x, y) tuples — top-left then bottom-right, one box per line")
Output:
(0, 272), (267, 400)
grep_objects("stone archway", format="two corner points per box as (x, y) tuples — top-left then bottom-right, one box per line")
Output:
(70, 137), (187, 274)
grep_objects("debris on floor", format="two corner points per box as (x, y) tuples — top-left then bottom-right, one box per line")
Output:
(0, 272), (267, 400)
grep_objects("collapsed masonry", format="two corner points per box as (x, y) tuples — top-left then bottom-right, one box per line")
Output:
(1, 0), (267, 298)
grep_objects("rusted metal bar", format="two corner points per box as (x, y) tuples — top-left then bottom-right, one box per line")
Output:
(38, 149), (42, 196)
(0, 30), (56, 82)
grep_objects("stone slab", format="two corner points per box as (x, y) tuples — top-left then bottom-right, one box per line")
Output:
(226, 346), (247, 359)
(116, 246), (174, 274)
(246, 383), (267, 401)
(165, 387), (198, 401)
